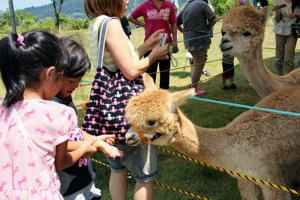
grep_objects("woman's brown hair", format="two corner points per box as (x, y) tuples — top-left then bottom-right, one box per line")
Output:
(84, 0), (125, 19)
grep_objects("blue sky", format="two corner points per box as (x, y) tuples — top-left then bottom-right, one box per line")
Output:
(0, 0), (50, 11)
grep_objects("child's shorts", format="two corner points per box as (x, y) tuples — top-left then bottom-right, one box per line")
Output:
(107, 144), (158, 183)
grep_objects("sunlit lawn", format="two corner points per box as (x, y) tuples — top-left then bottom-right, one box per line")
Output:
(0, 18), (300, 200)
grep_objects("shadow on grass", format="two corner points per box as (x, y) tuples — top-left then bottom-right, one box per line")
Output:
(170, 70), (190, 79)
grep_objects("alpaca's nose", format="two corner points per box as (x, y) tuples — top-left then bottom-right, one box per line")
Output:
(219, 38), (233, 52)
(146, 120), (158, 127)
(221, 38), (230, 45)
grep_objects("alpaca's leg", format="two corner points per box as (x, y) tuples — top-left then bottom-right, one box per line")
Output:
(260, 186), (291, 200)
(260, 167), (291, 200)
(237, 179), (260, 200)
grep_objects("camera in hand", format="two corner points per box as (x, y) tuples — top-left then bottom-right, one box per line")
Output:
(160, 33), (168, 46)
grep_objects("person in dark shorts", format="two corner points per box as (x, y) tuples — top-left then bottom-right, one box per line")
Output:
(222, 54), (237, 90)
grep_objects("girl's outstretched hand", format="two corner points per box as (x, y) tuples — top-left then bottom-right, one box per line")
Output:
(98, 134), (116, 146)
(81, 138), (98, 158)
(94, 139), (124, 159)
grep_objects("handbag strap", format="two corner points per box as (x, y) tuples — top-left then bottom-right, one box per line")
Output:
(97, 16), (110, 68)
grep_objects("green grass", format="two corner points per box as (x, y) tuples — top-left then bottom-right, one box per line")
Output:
(1, 20), (300, 200)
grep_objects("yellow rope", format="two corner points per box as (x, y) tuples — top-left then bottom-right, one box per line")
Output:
(156, 146), (300, 196)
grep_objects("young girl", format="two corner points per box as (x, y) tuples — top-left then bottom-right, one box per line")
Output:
(0, 30), (97, 199)
(55, 37), (123, 200)
(83, 0), (169, 200)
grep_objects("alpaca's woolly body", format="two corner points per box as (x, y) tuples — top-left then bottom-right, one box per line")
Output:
(125, 73), (300, 200)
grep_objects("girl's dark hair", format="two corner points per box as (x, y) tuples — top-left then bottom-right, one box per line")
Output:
(0, 30), (69, 107)
(60, 38), (91, 78)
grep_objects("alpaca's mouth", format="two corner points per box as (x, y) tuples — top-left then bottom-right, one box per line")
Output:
(220, 46), (233, 52)
(151, 133), (162, 142)
(144, 132), (163, 142)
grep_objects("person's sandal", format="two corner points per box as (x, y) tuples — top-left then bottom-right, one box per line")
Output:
(195, 85), (206, 96)
(188, 83), (206, 96)
(202, 70), (210, 77)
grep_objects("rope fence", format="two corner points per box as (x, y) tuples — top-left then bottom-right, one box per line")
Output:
(156, 146), (300, 196)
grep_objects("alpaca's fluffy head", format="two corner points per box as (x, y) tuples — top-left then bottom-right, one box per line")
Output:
(220, 6), (268, 57)
(125, 74), (194, 145)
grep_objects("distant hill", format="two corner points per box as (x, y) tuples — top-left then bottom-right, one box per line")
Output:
(23, 0), (186, 19)
(24, 0), (86, 19)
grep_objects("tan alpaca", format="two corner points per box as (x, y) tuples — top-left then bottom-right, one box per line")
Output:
(220, 7), (300, 97)
(125, 74), (300, 200)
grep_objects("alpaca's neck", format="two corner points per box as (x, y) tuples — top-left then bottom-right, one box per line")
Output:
(169, 110), (232, 166)
(237, 47), (285, 97)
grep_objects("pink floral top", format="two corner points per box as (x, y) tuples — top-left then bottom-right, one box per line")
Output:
(0, 100), (77, 200)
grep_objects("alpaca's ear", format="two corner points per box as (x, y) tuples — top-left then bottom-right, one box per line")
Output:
(260, 7), (268, 24)
(143, 73), (157, 91)
(171, 88), (195, 108)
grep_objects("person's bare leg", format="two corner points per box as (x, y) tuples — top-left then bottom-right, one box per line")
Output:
(109, 172), (128, 200)
(133, 181), (154, 200)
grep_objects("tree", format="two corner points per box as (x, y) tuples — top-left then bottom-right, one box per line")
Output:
(50, 0), (64, 31)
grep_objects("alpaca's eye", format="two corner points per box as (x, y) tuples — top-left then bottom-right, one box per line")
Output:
(221, 30), (226, 36)
(242, 32), (252, 36)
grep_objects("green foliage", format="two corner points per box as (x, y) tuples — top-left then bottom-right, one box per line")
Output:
(38, 18), (56, 32)
(210, 0), (231, 16)
(61, 17), (89, 31)
(0, 9), (90, 34)
(0, 10), (37, 33)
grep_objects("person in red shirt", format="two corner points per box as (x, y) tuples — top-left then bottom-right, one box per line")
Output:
(129, 0), (178, 89)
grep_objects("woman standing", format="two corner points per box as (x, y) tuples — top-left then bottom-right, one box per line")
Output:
(273, 0), (300, 75)
(83, 0), (169, 200)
